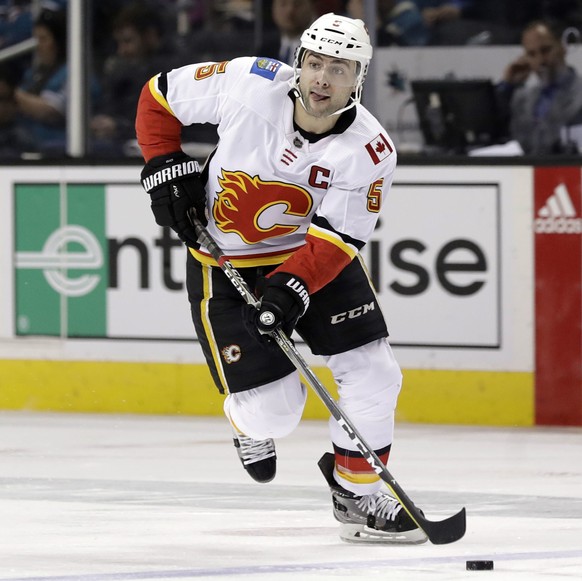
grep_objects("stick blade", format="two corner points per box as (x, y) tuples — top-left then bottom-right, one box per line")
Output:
(421, 507), (466, 545)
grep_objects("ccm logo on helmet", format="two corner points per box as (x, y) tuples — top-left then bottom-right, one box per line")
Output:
(320, 37), (342, 45)
(330, 302), (375, 324)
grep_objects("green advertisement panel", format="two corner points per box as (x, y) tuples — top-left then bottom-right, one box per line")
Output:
(14, 184), (108, 337)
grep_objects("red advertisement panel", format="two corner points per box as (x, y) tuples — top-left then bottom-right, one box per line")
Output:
(534, 167), (582, 425)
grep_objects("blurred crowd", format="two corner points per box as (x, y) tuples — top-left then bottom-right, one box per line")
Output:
(1, 0), (582, 158)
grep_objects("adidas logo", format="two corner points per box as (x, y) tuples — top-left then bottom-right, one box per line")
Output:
(534, 183), (582, 234)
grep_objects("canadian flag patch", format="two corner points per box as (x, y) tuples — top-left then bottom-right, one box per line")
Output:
(365, 133), (393, 165)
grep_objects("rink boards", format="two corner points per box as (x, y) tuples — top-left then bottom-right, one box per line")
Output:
(0, 163), (580, 426)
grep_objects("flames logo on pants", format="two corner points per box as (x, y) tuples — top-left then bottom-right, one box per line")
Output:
(212, 170), (313, 243)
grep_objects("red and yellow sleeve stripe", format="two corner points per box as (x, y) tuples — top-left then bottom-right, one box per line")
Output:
(271, 224), (358, 294)
(135, 74), (182, 162)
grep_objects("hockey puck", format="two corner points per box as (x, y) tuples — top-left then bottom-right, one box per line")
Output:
(466, 560), (494, 570)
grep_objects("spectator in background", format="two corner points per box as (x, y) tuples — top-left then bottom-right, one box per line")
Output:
(0, 1), (33, 82)
(185, 3), (255, 63)
(497, 20), (582, 154)
(463, 0), (582, 45)
(0, 0), (32, 49)
(90, 2), (182, 156)
(347, 0), (429, 46)
(13, 8), (100, 156)
(413, 0), (481, 45)
(417, 0), (461, 26)
(0, 63), (33, 157)
(13, 9), (69, 154)
(256, 0), (316, 65)
(0, 0), (68, 46)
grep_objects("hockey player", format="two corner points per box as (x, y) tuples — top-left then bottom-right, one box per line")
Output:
(136, 13), (427, 544)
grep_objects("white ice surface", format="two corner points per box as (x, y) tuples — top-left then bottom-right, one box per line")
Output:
(0, 412), (581, 581)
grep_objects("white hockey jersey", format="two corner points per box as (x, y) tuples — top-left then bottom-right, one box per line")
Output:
(137, 56), (396, 293)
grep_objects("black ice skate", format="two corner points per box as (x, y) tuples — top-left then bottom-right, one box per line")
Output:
(232, 430), (276, 483)
(318, 452), (427, 544)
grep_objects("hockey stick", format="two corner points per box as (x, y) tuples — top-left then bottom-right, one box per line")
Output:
(190, 216), (466, 545)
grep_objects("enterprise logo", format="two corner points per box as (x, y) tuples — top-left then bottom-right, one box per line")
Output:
(15, 225), (103, 297)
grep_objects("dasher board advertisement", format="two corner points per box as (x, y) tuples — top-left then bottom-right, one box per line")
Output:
(1, 165), (532, 372)
(6, 169), (193, 341)
(368, 181), (500, 348)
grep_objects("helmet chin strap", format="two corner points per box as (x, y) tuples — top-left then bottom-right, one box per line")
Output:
(329, 96), (357, 117)
(292, 87), (356, 119)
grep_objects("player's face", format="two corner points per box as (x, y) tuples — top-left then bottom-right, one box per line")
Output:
(298, 51), (357, 118)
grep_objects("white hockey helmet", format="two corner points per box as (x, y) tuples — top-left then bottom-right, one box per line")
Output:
(293, 13), (373, 107)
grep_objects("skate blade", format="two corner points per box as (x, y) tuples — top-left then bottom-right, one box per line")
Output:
(339, 523), (429, 545)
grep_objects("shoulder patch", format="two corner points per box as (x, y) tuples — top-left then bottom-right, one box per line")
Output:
(365, 133), (393, 165)
(250, 58), (282, 80)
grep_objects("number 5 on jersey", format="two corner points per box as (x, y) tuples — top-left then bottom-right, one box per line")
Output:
(367, 179), (384, 213)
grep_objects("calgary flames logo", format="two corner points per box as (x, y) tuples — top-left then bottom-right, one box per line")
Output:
(221, 344), (242, 364)
(212, 170), (313, 244)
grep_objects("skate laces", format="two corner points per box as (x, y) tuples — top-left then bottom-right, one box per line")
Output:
(355, 491), (402, 522)
(236, 434), (275, 465)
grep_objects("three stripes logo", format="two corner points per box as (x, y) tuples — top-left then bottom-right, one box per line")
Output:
(535, 183), (582, 234)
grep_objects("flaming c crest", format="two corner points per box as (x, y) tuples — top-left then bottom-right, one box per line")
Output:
(212, 170), (313, 244)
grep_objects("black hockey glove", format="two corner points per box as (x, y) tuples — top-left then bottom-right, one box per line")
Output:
(141, 152), (206, 247)
(243, 273), (310, 347)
